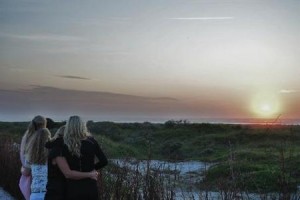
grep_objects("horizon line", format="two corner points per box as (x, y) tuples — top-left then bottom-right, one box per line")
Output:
(0, 117), (299, 125)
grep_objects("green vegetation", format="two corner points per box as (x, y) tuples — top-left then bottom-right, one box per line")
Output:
(87, 120), (300, 192)
(1, 120), (300, 193)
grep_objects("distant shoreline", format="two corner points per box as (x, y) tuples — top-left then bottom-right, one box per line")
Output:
(0, 118), (299, 125)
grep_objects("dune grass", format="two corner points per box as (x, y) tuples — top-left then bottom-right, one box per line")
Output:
(1, 121), (300, 199)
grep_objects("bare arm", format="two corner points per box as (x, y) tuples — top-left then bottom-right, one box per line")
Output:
(21, 166), (31, 176)
(20, 135), (26, 166)
(20, 135), (32, 176)
(55, 157), (98, 180)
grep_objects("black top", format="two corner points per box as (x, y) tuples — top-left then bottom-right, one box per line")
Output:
(45, 136), (108, 200)
(62, 136), (108, 200)
(45, 137), (64, 149)
(62, 136), (108, 172)
(45, 137), (66, 200)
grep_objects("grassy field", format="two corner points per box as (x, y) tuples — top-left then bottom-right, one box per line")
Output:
(88, 121), (300, 193)
(1, 120), (300, 197)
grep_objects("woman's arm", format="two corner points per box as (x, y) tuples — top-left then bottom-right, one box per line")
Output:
(20, 135), (32, 177)
(20, 135), (26, 166)
(92, 138), (108, 169)
(55, 157), (98, 180)
(21, 166), (31, 176)
(45, 137), (63, 149)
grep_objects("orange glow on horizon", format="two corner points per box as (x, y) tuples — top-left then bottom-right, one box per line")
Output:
(250, 92), (281, 119)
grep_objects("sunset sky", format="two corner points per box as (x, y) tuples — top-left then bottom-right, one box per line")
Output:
(0, 0), (299, 123)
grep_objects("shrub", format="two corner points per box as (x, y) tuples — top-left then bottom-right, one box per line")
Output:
(0, 135), (23, 199)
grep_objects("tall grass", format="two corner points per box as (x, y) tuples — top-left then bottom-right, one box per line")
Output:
(1, 123), (300, 200)
(0, 135), (24, 199)
(97, 159), (172, 200)
(1, 137), (300, 200)
(0, 135), (178, 200)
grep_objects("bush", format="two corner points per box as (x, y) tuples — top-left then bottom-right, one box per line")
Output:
(0, 135), (24, 199)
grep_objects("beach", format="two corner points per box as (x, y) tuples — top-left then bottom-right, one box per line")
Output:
(0, 187), (15, 200)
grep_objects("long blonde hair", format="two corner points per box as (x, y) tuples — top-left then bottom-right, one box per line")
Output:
(64, 116), (90, 157)
(27, 128), (51, 165)
(24, 115), (47, 155)
(50, 125), (65, 141)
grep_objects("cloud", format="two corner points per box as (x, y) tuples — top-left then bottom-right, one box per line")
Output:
(57, 75), (91, 80)
(279, 89), (300, 94)
(168, 17), (234, 20)
(0, 32), (86, 42)
(109, 17), (132, 21)
(0, 86), (180, 120)
(148, 97), (177, 101)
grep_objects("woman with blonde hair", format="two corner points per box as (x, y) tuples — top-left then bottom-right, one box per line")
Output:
(45, 125), (99, 200)
(19, 115), (47, 200)
(25, 128), (51, 200)
(62, 115), (108, 200)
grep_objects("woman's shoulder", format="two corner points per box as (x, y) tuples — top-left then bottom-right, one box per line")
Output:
(45, 137), (64, 149)
(81, 136), (99, 147)
(84, 136), (97, 142)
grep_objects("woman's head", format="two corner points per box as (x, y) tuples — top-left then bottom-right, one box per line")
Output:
(65, 116), (88, 137)
(27, 115), (47, 136)
(53, 125), (65, 139)
(24, 115), (47, 154)
(27, 128), (51, 164)
(64, 115), (90, 157)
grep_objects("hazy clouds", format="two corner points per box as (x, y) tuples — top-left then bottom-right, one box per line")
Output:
(56, 75), (91, 80)
(0, 0), (300, 122)
(0, 86), (182, 121)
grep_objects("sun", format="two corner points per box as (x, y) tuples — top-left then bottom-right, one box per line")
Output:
(258, 103), (275, 115)
(251, 93), (281, 118)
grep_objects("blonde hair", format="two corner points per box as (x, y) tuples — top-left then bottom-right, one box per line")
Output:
(64, 116), (90, 157)
(24, 115), (47, 155)
(51, 125), (65, 141)
(27, 128), (51, 165)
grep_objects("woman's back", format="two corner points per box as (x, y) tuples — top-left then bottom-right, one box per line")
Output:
(63, 137), (107, 200)
(64, 137), (107, 172)
(31, 164), (48, 193)
(62, 115), (108, 200)
(45, 136), (66, 200)
(26, 128), (50, 200)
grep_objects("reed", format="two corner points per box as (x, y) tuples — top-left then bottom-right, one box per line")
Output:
(0, 135), (24, 199)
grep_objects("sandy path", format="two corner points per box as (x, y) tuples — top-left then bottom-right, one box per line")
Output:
(0, 187), (15, 200)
